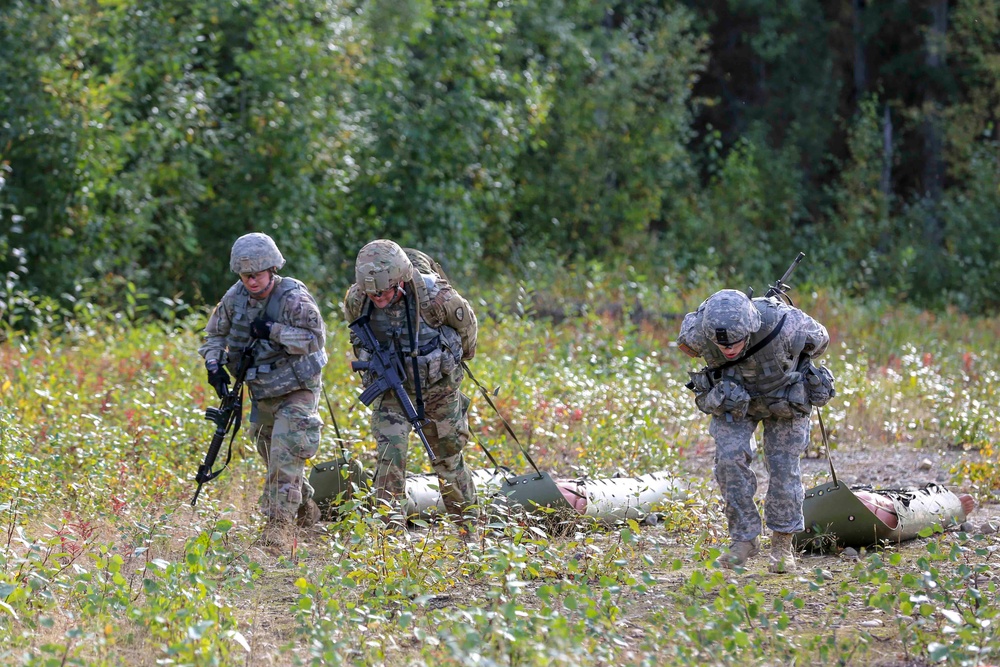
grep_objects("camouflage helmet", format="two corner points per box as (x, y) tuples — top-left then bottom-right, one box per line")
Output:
(355, 239), (413, 295)
(702, 289), (762, 345)
(230, 233), (285, 274)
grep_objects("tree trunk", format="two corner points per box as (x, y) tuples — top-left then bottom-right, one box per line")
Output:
(922, 0), (948, 258)
(852, 0), (868, 101)
(881, 104), (893, 199)
(922, 0), (947, 202)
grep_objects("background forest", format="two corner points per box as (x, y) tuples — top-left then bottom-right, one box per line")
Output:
(2, 0), (999, 322)
(3, 3), (1000, 666)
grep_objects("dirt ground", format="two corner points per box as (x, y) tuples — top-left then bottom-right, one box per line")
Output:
(212, 433), (1000, 667)
(681, 435), (1000, 529)
(671, 436), (1000, 667)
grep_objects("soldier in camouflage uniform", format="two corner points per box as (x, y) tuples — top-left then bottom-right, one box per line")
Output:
(199, 233), (328, 550)
(343, 240), (478, 532)
(677, 289), (834, 572)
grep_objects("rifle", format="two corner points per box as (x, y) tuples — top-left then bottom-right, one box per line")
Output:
(348, 313), (437, 464)
(191, 340), (258, 506)
(762, 251), (805, 302)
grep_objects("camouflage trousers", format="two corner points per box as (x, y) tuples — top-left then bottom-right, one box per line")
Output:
(709, 413), (810, 542)
(370, 370), (477, 522)
(250, 387), (323, 523)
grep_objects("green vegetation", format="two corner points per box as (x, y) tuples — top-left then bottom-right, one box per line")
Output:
(2, 0), (999, 316)
(2, 1), (998, 662)
(2, 273), (998, 665)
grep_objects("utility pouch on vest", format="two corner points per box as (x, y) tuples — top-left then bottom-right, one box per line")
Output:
(698, 378), (750, 419)
(686, 370), (713, 394)
(764, 378), (811, 419)
(247, 349), (327, 399)
(802, 361), (836, 407)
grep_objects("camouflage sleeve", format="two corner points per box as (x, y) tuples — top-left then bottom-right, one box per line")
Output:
(427, 279), (478, 360)
(341, 284), (368, 356)
(783, 307), (830, 360)
(269, 284), (326, 355)
(197, 288), (237, 366)
(342, 284), (365, 323)
(676, 310), (708, 358)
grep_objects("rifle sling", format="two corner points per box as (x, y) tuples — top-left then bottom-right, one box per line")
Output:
(401, 290), (425, 421)
(215, 397), (242, 479)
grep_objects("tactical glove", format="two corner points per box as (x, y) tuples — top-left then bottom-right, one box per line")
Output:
(250, 317), (274, 340)
(206, 360), (231, 399)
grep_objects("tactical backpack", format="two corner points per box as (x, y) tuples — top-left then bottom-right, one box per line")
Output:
(403, 247), (450, 283)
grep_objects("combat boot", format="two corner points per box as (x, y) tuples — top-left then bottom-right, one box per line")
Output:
(768, 532), (797, 573)
(296, 499), (321, 528)
(259, 520), (290, 552)
(719, 537), (760, 569)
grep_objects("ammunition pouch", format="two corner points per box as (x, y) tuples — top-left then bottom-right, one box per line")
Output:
(760, 374), (811, 419)
(802, 361), (836, 407)
(247, 349), (327, 400)
(412, 345), (458, 387)
(686, 370), (714, 394)
(410, 327), (463, 387)
(696, 377), (750, 419)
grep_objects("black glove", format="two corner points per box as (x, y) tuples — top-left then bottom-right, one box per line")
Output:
(206, 361), (231, 399)
(250, 317), (273, 340)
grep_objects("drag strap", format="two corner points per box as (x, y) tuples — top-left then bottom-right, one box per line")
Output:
(469, 430), (504, 471)
(816, 407), (838, 486)
(320, 380), (350, 461)
(461, 361), (543, 478)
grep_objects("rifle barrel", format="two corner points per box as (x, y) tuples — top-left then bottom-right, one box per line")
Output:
(766, 252), (806, 298)
(780, 252), (806, 284)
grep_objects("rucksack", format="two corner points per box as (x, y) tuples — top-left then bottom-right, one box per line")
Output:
(404, 247), (450, 284)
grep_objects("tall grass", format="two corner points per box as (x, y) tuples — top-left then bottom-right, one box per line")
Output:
(1, 269), (998, 665)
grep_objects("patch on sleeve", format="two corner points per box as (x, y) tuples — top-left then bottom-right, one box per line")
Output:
(455, 306), (464, 322)
(678, 342), (699, 358)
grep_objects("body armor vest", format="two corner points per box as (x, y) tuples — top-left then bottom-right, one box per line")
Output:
(702, 298), (796, 397)
(225, 277), (327, 400)
(366, 275), (441, 353)
(363, 274), (463, 387)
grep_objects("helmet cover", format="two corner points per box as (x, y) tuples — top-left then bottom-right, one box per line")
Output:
(230, 233), (285, 274)
(702, 289), (762, 345)
(355, 239), (413, 295)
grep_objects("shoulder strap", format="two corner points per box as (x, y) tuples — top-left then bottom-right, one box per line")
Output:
(264, 277), (297, 321)
(708, 313), (787, 377)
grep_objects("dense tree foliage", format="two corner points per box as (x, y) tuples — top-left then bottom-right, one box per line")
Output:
(1, 0), (997, 319)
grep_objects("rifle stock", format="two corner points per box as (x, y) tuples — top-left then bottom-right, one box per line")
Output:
(191, 340), (258, 506)
(349, 314), (438, 464)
